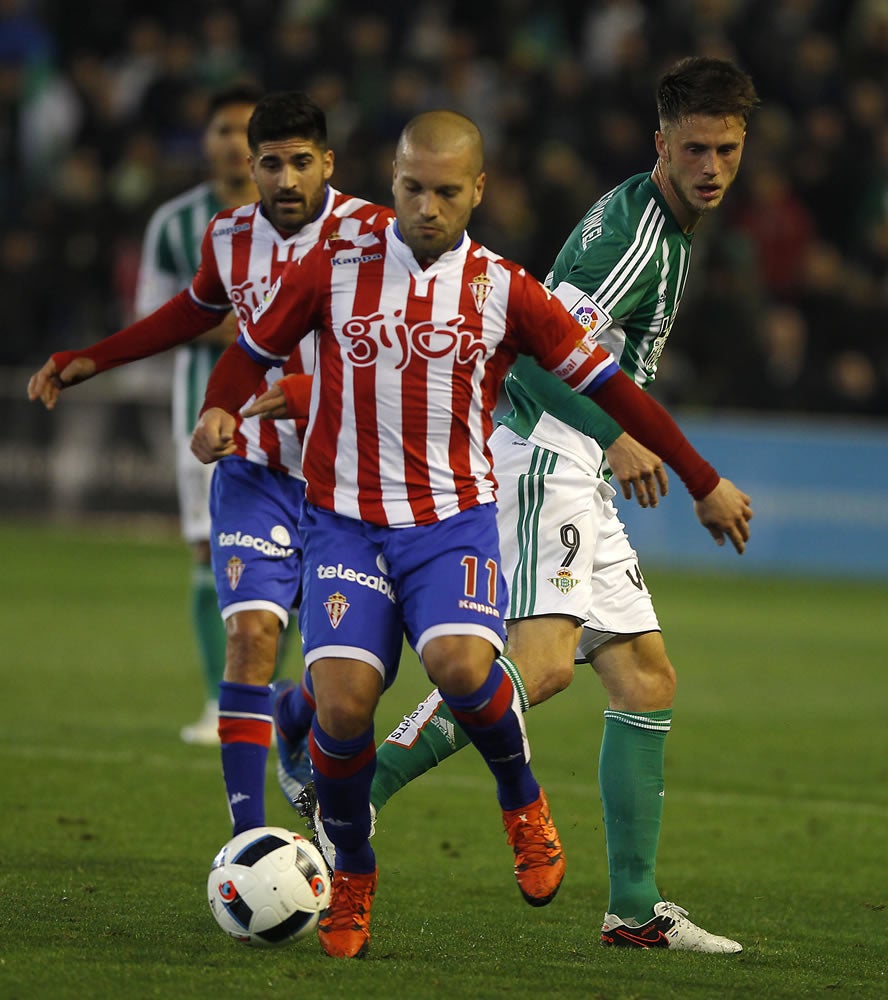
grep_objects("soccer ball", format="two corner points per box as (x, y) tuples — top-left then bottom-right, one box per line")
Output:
(207, 826), (331, 946)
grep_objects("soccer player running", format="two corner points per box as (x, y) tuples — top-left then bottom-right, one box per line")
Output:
(137, 83), (261, 745)
(191, 109), (751, 959)
(325, 56), (758, 954)
(27, 92), (393, 838)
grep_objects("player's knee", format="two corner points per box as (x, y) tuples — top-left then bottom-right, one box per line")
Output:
(528, 659), (575, 704)
(421, 635), (494, 695)
(316, 698), (374, 740)
(633, 650), (676, 706)
(224, 611), (281, 683)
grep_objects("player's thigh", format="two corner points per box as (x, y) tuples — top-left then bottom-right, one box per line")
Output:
(385, 504), (508, 667)
(578, 502), (660, 639)
(505, 615), (582, 703)
(494, 435), (613, 622)
(209, 458), (306, 629)
(298, 504), (403, 688)
(176, 439), (213, 544)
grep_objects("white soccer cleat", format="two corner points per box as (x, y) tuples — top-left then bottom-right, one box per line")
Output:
(601, 901), (742, 953)
(179, 699), (219, 745)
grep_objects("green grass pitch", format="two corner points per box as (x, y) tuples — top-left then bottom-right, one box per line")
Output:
(1, 520), (885, 999)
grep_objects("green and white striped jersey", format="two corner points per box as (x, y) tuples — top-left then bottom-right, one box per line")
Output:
(134, 181), (227, 439)
(500, 172), (693, 473)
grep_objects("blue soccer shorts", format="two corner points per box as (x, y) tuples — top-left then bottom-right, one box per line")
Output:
(209, 457), (307, 627)
(298, 502), (508, 686)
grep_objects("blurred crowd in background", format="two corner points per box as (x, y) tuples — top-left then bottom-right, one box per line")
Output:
(2, 0), (887, 417)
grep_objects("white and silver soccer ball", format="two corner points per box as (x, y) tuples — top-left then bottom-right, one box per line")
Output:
(207, 826), (331, 946)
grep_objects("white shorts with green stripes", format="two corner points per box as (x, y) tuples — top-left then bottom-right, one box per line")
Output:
(172, 343), (219, 544)
(490, 425), (660, 645)
(175, 438), (214, 543)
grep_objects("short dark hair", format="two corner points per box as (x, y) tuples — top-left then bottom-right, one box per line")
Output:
(206, 82), (264, 120)
(657, 57), (759, 128)
(247, 91), (328, 152)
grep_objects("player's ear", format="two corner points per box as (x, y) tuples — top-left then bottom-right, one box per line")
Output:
(472, 171), (486, 208)
(323, 148), (334, 180)
(654, 130), (668, 162)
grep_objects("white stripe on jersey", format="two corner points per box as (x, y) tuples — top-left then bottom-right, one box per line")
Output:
(595, 198), (665, 313)
(324, 231), (512, 526)
(203, 188), (386, 479)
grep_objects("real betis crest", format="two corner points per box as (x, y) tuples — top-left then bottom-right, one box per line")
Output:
(469, 272), (493, 312)
(547, 568), (580, 595)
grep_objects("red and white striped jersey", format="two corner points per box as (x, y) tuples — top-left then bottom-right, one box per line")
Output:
(239, 224), (618, 525)
(191, 187), (393, 478)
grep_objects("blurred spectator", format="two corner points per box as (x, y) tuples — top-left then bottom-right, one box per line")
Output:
(2, 0), (885, 420)
(731, 161), (818, 300)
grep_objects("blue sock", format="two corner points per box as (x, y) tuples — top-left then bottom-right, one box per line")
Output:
(277, 668), (315, 742)
(219, 681), (272, 836)
(310, 719), (376, 873)
(440, 659), (538, 811)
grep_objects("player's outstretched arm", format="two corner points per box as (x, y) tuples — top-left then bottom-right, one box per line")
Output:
(191, 408), (238, 464)
(693, 478), (753, 554)
(27, 356), (97, 410)
(605, 432), (669, 509)
(27, 290), (225, 411)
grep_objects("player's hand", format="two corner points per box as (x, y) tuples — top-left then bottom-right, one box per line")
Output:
(693, 477), (753, 554)
(605, 432), (669, 508)
(27, 355), (97, 410)
(191, 407), (238, 464)
(242, 374), (311, 441)
(242, 383), (288, 420)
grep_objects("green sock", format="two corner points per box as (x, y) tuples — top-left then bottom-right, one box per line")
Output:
(371, 655), (528, 812)
(190, 564), (226, 700)
(599, 709), (672, 923)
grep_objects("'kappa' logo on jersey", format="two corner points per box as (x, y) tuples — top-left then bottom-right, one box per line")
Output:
(331, 252), (383, 266)
(213, 222), (251, 238)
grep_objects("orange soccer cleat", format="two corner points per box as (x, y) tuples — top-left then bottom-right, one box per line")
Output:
(317, 868), (378, 959)
(502, 788), (566, 906)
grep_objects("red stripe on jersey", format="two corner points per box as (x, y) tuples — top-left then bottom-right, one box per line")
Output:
(218, 715), (272, 747)
(351, 255), (388, 525)
(452, 252), (511, 511)
(401, 271), (436, 524)
(308, 730), (376, 779)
